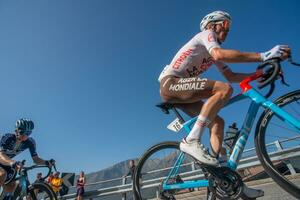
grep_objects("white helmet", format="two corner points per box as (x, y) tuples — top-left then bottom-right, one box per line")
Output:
(200, 11), (232, 31)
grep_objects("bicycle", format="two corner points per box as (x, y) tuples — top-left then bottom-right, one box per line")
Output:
(133, 57), (300, 200)
(0, 160), (57, 200)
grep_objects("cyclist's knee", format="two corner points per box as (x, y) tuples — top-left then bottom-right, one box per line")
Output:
(220, 83), (233, 100)
(214, 82), (233, 101)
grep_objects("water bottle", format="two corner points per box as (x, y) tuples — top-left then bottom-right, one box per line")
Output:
(224, 123), (240, 153)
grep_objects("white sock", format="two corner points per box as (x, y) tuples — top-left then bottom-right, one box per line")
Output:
(186, 115), (210, 143)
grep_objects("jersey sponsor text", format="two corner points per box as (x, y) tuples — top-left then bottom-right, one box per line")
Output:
(172, 48), (194, 69)
(169, 77), (207, 91)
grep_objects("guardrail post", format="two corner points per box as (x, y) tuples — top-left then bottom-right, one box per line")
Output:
(286, 161), (297, 175)
(122, 193), (126, 200)
(275, 140), (296, 175)
(274, 140), (283, 151)
(191, 161), (195, 171)
(122, 177), (127, 200)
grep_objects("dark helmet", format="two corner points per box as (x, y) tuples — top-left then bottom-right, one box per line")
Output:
(15, 118), (34, 136)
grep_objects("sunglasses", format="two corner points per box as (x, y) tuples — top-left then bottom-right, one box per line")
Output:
(215, 20), (231, 32)
(16, 129), (32, 136)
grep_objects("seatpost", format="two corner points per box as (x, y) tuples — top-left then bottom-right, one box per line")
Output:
(171, 107), (185, 124)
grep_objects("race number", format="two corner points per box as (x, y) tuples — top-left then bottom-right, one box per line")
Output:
(167, 118), (183, 133)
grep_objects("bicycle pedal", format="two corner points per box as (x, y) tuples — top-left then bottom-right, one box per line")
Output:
(196, 161), (219, 169)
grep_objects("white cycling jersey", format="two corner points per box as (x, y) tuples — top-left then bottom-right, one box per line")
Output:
(158, 30), (229, 82)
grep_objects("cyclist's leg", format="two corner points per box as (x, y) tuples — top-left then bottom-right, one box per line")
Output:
(0, 167), (6, 186)
(176, 102), (263, 198)
(161, 76), (232, 126)
(3, 181), (17, 193)
(161, 76), (232, 165)
(0, 167), (6, 199)
(198, 81), (232, 122)
(176, 102), (226, 158)
(1, 172), (17, 200)
(161, 76), (232, 120)
(209, 116), (225, 156)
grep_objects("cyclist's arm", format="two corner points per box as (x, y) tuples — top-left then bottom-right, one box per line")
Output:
(32, 155), (47, 165)
(0, 152), (15, 166)
(28, 138), (47, 165)
(223, 70), (255, 83)
(199, 31), (260, 63)
(215, 61), (254, 83)
(211, 47), (262, 63)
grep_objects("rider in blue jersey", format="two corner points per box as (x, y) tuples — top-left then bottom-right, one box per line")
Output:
(0, 119), (54, 199)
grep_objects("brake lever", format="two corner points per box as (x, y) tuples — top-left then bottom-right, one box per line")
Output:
(288, 56), (300, 66)
(278, 69), (290, 87)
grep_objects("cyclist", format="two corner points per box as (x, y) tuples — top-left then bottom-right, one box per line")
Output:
(0, 118), (54, 200)
(158, 11), (290, 198)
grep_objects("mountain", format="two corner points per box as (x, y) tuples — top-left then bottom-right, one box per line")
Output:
(68, 158), (138, 195)
(87, 160), (132, 182)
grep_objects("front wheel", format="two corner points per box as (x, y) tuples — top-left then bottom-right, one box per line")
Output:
(255, 90), (300, 199)
(133, 141), (208, 200)
(14, 182), (57, 200)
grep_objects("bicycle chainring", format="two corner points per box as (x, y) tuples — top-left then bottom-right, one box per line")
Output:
(208, 167), (243, 200)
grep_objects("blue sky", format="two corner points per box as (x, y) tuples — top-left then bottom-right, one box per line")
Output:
(0, 0), (299, 175)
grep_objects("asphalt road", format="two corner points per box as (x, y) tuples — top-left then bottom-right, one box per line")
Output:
(188, 174), (300, 200)
(247, 178), (300, 200)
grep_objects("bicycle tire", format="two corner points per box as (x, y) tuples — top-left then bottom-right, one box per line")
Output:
(133, 141), (209, 200)
(15, 182), (57, 200)
(255, 89), (300, 199)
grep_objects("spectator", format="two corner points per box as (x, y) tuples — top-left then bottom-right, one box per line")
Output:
(123, 160), (136, 200)
(50, 171), (63, 195)
(35, 172), (43, 183)
(124, 160), (136, 181)
(33, 172), (44, 196)
(47, 172), (54, 184)
(76, 171), (86, 200)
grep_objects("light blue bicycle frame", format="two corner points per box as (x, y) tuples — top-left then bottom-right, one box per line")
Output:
(162, 87), (300, 190)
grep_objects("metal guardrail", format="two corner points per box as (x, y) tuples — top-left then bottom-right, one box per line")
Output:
(60, 136), (300, 200)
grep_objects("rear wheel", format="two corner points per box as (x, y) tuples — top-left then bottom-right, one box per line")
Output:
(133, 141), (206, 200)
(255, 90), (300, 199)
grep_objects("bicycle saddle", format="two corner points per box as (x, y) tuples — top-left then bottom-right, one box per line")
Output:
(156, 102), (174, 114)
